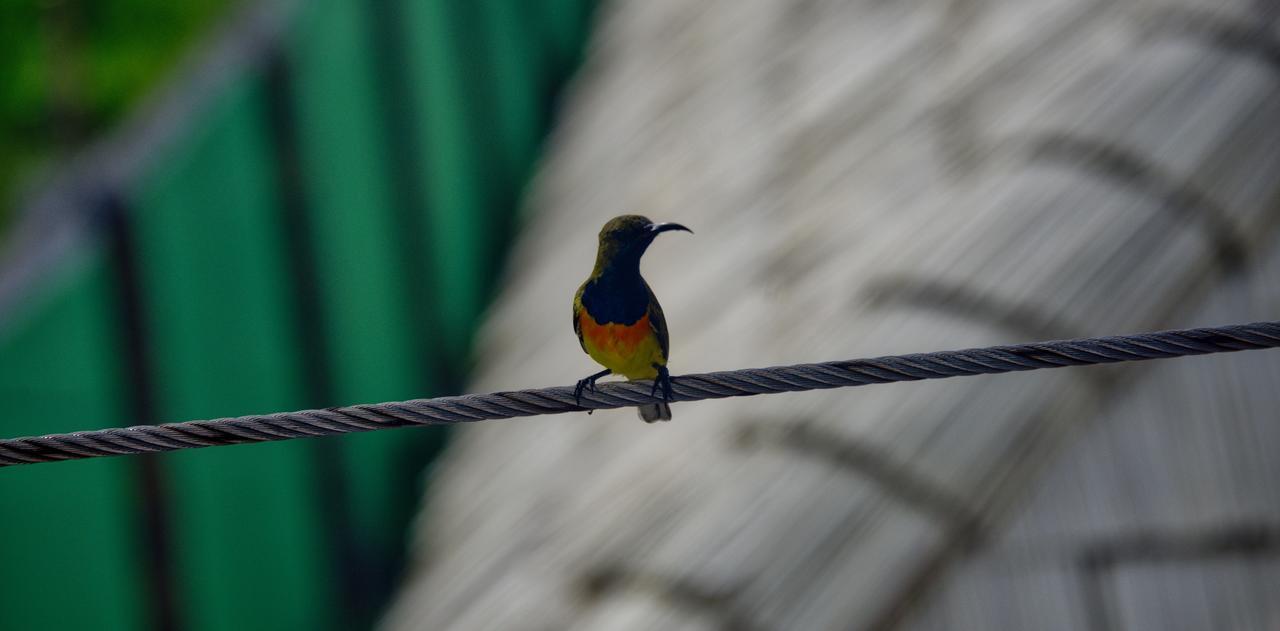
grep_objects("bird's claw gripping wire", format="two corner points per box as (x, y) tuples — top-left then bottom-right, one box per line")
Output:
(575, 369), (612, 414)
(651, 364), (674, 402)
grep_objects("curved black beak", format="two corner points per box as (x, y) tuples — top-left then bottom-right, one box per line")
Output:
(648, 222), (693, 235)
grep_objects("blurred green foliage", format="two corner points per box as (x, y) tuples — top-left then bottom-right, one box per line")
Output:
(0, 0), (232, 226)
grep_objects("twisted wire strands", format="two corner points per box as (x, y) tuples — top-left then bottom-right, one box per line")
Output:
(2, 321), (1278, 467)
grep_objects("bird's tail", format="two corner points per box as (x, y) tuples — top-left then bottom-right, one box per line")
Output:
(638, 402), (672, 423)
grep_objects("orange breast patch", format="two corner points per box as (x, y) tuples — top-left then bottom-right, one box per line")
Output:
(579, 311), (652, 354)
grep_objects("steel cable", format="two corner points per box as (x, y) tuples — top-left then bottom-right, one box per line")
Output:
(2, 320), (1278, 467)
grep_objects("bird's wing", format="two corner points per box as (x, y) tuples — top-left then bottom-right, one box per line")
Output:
(644, 282), (671, 360)
(573, 283), (588, 353)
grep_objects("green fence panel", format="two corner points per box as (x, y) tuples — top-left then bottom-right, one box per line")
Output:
(484, 3), (543, 193)
(401, 0), (492, 365)
(131, 77), (329, 631)
(0, 256), (146, 630)
(546, 0), (595, 71)
(0, 1), (599, 629)
(286, 0), (447, 619)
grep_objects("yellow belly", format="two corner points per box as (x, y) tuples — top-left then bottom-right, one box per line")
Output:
(579, 311), (665, 379)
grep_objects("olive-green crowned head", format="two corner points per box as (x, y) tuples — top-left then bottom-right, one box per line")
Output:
(593, 214), (692, 272)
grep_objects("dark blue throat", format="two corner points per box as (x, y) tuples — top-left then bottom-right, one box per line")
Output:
(582, 263), (649, 325)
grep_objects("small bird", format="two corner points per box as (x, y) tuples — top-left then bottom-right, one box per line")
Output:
(573, 215), (692, 422)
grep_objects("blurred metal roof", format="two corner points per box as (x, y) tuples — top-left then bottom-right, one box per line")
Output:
(384, 0), (1280, 629)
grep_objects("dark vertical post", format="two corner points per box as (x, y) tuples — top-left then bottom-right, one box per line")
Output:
(261, 49), (366, 630)
(101, 191), (182, 631)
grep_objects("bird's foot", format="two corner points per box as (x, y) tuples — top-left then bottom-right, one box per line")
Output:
(650, 364), (674, 402)
(575, 369), (612, 413)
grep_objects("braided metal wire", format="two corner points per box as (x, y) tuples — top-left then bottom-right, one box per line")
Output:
(2, 320), (1278, 467)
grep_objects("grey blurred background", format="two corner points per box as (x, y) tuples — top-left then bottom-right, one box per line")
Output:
(2, 0), (1279, 630)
